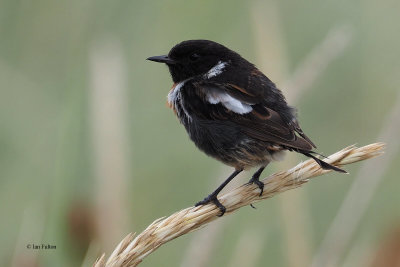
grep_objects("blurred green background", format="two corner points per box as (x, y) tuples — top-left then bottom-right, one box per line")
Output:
(1, 0), (399, 266)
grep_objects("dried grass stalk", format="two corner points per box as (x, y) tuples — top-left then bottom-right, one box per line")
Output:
(94, 143), (384, 267)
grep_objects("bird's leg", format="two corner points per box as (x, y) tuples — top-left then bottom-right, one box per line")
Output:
(195, 169), (243, 216)
(248, 164), (268, 196)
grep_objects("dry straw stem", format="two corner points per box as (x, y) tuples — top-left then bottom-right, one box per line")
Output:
(94, 143), (384, 267)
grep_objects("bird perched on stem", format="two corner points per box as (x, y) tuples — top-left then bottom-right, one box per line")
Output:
(147, 40), (346, 216)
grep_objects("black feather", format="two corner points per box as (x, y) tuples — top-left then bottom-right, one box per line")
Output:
(300, 151), (347, 173)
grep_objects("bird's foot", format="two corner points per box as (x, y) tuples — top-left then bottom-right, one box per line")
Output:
(195, 194), (226, 217)
(248, 177), (264, 196)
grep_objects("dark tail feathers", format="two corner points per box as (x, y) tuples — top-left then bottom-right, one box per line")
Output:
(300, 151), (347, 173)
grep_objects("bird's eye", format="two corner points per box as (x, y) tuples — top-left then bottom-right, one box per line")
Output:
(189, 53), (200, 61)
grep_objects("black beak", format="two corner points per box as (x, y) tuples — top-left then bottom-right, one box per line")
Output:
(146, 55), (176, 64)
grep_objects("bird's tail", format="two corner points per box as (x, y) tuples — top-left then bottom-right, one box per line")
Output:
(299, 150), (347, 173)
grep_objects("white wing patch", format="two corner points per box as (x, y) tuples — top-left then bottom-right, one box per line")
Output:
(205, 61), (227, 79)
(206, 90), (253, 114)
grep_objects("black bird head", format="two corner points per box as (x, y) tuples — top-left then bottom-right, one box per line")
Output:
(147, 40), (248, 83)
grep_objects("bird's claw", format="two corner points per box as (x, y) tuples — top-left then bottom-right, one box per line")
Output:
(248, 178), (264, 196)
(195, 194), (226, 216)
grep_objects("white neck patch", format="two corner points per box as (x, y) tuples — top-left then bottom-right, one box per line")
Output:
(167, 80), (185, 105)
(167, 80), (192, 121)
(205, 61), (227, 79)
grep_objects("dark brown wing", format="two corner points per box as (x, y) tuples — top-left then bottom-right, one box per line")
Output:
(238, 107), (314, 151)
(190, 81), (314, 151)
(200, 66), (316, 147)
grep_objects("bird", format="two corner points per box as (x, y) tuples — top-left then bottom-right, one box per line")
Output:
(147, 40), (346, 216)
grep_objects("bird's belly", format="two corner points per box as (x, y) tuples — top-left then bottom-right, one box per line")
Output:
(183, 118), (285, 169)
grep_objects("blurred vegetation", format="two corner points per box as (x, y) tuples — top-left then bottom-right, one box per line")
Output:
(0, 0), (399, 266)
